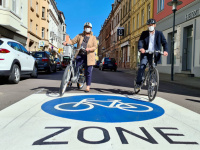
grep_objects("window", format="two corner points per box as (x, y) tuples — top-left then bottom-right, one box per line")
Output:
(19, 44), (29, 54)
(123, 5), (125, 16)
(127, 47), (130, 62)
(147, 4), (151, 20)
(36, 24), (38, 35)
(42, 27), (45, 39)
(12, 0), (16, 13)
(30, 20), (32, 31)
(8, 42), (21, 52)
(128, 21), (130, 35)
(126, 2), (128, 14)
(141, 9), (144, 26)
(137, 13), (139, 29)
(0, 0), (4, 7)
(158, 0), (164, 13)
(36, 2), (38, 13)
(125, 24), (127, 36)
(42, 7), (45, 18)
(133, 17), (135, 31)
(0, 40), (4, 46)
(167, 32), (177, 64)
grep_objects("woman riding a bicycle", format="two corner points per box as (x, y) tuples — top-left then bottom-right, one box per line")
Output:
(63, 22), (97, 92)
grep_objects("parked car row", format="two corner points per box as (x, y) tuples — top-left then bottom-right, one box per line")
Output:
(0, 38), (64, 84)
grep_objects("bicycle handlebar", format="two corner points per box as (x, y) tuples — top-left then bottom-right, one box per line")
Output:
(64, 44), (86, 52)
(144, 50), (164, 55)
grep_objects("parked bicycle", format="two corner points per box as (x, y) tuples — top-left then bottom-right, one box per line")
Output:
(59, 45), (86, 96)
(134, 50), (164, 101)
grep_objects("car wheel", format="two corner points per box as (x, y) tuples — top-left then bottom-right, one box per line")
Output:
(8, 64), (20, 84)
(31, 65), (38, 78)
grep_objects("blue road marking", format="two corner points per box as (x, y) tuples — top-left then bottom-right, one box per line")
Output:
(41, 95), (165, 123)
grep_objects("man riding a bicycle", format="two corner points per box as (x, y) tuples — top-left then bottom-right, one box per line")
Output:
(136, 19), (168, 87)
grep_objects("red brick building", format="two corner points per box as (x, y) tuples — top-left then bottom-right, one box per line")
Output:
(154, 0), (195, 21)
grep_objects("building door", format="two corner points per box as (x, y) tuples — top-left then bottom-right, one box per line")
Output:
(182, 26), (193, 71)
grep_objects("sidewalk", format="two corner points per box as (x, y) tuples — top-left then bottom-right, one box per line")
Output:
(118, 68), (200, 89)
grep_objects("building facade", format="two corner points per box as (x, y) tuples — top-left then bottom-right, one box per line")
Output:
(27, 0), (49, 52)
(48, 1), (66, 58)
(49, 0), (59, 53)
(130, 0), (153, 69)
(98, 0), (154, 69)
(154, 0), (200, 77)
(0, 0), (28, 46)
(110, 1), (121, 67)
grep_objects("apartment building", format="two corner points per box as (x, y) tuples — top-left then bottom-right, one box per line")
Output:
(154, 0), (200, 77)
(0, 0), (28, 46)
(130, 0), (153, 69)
(99, 0), (154, 69)
(110, 0), (121, 67)
(27, 0), (49, 52)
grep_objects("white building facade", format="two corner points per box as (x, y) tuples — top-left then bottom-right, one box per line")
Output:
(0, 0), (28, 46)
(49, 0), (59, 53)
(156, 0), (200, 77)
(49, 0), (66, 58)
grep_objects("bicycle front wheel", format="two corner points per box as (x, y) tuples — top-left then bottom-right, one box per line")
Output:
(147, 68), (159, 101)
(59, 66), (72, 96)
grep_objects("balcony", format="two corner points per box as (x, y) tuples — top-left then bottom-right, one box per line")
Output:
(0, 9), (21, 32)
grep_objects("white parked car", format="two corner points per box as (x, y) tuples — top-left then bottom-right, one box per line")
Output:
(0, 38), (38, 84)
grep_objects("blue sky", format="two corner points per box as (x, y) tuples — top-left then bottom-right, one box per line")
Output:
(56, 0), (114, 39)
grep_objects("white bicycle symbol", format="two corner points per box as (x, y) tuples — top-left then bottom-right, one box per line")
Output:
(54, 99), (153, 112)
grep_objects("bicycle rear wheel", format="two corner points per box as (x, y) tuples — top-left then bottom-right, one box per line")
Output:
(59, 66), (72, 96)
(147, 68), (159, 101)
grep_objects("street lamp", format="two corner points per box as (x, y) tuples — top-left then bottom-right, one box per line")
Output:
(167, 0), (182, 81)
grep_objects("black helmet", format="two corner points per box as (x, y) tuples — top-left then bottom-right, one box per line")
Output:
(147, 19), (156, 25)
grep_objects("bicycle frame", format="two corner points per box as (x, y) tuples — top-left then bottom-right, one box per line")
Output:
(141, 50), (162, 86)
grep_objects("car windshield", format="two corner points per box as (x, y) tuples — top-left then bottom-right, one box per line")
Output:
(32, 52), (45, 58)
(0, 40), (3, 46)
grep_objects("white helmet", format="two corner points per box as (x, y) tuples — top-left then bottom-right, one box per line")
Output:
(84, 22), (92, 28)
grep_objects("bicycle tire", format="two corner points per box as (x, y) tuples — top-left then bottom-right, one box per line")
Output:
(59, 66), (72, 96)
(147, 68), (159, 101)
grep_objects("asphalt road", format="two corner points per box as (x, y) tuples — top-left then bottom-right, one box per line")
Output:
(0, 68), (200, 113)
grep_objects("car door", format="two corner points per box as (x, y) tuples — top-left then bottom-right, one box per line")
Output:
(7, 42), (26, 71)
(19, 44), (34, 71)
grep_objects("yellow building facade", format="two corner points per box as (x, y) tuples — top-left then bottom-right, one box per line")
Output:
(27, 0), (50, 52)
(130, 0), (154, 69)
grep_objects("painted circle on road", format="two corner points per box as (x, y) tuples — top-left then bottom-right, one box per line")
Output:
(41, 95), (165, 123)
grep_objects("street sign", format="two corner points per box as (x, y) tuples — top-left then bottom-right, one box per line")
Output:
(38, 40), (45, 48)
(117, 27), (124, 36)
